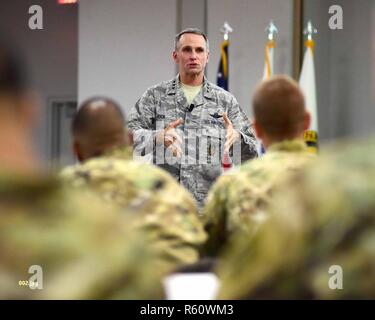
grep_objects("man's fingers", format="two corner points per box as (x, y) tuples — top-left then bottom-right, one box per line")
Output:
(167, 118), (184, 130)
(224, 138), (234, 152)
(166, 130), (183, 145)
(169, 143), (182, 158)
(174, 132), (183, 145)
(225, 129), (240, 152)
(226, 129), (233, 141)
(223, 112), (232, 128)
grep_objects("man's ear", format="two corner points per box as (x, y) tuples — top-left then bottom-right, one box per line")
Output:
(73, 141), (84, 163)
(304, 111), (311, 131)
(172, 51), (178, 63)
(206, 50), (210, 63)
(253, 118), (263, 139)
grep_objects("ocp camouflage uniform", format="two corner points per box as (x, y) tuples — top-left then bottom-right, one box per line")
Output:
(203, 139), (315, 256)
(217, 138), (375, 299)
(60, 146), (207, 271)
(128, 75), (258, 209)
(0, 171), (164, 299)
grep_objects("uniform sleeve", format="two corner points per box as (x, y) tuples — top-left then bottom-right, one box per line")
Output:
(202, 175), (232, 257)
(227, 96), (259, 164)
(127, 88), (161, 163)
(129, 168), (208, 270)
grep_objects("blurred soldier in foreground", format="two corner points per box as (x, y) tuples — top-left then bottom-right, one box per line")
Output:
(0, 38), (163, 299)
(217, 139), (375, 299)
(203, 76), (315, 256)
(60, 98), (207, 270)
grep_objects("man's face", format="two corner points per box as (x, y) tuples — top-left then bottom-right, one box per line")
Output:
(173, 33), (209, 77)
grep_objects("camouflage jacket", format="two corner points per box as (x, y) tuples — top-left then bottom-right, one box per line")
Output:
(0, 171), (164, 299)
(217, 138), (375, 299)
(203, 140), (315, 256)
(60, 147), (207, 271)
(128, 75), (258, 209)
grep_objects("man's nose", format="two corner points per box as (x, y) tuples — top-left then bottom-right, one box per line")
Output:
(190, 50), (198, 59)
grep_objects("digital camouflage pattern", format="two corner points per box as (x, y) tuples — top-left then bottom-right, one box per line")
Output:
(0, 171), (164, 299)
(60, 146), (207, 271)
(128, 75), (258, 209)
(203, 140), (315, 256)
(217, 138), (375, 299)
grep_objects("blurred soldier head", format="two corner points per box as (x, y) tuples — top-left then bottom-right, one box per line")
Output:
(0, 36), (40, 173)
(173, 28), (210, 79)
(72, 97), (131, 162)
(252, 75), (311, 149)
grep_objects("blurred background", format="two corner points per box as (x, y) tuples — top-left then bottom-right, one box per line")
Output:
(1, 0), (374, 168)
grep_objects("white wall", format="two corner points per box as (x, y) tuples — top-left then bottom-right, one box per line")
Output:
(0, 0), (78, 164)
(180, 0), (206, 32)
(78, 0), (177, 115)
(304, 0), (375, 141)
(206, 0), (294, 117)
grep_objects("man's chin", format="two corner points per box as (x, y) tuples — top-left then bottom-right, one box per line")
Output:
(186, 69), (203, 76)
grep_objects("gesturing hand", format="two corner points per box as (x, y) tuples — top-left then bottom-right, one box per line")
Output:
(223, 112), (240, 153)
(156, 118), (184, 158)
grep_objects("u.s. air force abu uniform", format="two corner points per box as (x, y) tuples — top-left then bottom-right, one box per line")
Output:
(128, 75), (258, 209)
(203, 139), (315, 256)
(60, 146), (207, 272)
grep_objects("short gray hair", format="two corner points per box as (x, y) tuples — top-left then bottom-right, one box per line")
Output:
(174, 28), (209, 51)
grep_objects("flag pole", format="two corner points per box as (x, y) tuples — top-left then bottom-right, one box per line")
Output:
(220, 21), (233, 41)
(263, 20), (278, 81)
(219, 22), (234, 172)
(217, 22), (232, 91)
(300, 20), (318, 153)
(258, 21), (278, 156)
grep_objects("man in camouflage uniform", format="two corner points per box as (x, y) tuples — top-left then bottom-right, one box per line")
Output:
(203, 76), (315, 256)
(0, 38), (163, 299)
(217, 139), (375, 299)
(61, 98), (207, 271)
(128, 28), (258, 209)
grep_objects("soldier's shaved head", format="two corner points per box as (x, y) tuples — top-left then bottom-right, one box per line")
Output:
(72, 97), (128, 162)
(252, 75), (310, 147)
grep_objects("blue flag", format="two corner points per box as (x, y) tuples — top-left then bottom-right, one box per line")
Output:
(217, 40), (229, 91)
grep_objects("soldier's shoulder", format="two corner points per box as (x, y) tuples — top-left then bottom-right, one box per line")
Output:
(142, 78), (174, 96)
(207, 170), (241, 203)
(208, 82), (236, 99)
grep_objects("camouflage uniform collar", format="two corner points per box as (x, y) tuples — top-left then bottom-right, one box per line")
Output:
(167, 74), (214, 99)
(268, 139), (308, 153)
(101, 145), (133, 161)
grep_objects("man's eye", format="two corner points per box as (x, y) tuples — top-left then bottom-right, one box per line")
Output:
(183, 47), (192, 52)
(196, 48), (204, 53)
